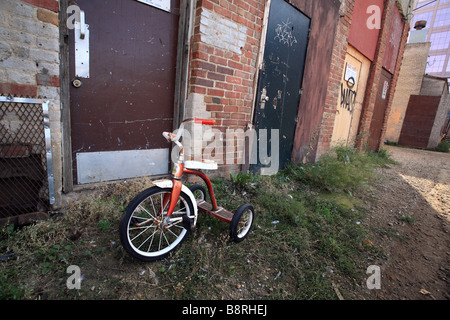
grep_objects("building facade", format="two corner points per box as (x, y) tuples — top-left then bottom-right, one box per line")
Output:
(411, 0), (450, 87)
(0, 0), (412, 218)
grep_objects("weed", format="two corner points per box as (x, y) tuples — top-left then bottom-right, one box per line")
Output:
(398, 213), (416, 224)
(97, 219), (111, 231)
(434, 141), (450, 153)
(229, 171), (258, 191)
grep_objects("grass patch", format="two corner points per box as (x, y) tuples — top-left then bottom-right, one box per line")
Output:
(432, 141), (450, 153)
(0, 147), (394, 300)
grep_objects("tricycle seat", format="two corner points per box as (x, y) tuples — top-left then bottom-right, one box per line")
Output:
(184, 160), (218, 170)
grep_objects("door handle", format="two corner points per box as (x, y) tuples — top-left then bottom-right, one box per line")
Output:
(79, 10), (86, 39)
(74, 11), (90, 78)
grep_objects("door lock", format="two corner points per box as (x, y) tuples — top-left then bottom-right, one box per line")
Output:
(72, 78), (82, 88)
(260, 88), (269, 109)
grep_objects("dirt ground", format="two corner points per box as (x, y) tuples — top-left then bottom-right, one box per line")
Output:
(357, 145), (450, 300)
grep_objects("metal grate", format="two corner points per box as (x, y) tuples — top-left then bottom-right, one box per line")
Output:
(0, 96), (55, 219)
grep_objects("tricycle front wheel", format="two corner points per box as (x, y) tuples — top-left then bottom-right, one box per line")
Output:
(119, 186), (195, 262)
(230, 204), (254, 243)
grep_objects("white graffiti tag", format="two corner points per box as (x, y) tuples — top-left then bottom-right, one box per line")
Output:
(274, 18), (298, 47)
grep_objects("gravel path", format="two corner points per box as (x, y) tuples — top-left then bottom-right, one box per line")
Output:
(360, 145), (449, 300)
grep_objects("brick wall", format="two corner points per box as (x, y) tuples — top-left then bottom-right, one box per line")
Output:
(357, 0), (406, 151)
(185, 0), (265, 176)
(315, 0), (355, 159)
(0, 0), (62, 206)
(378, 19), (410, 148)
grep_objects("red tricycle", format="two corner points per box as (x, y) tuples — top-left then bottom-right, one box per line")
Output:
(119, 118), (255, 261)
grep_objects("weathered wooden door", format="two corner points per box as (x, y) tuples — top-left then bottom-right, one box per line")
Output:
(332, 53), (362, 146)
(69, 0), (180, 184)
(368, 68), (392, 151)
(252, 0), (310, 174)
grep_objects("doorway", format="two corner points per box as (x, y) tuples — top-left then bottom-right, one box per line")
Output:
(252, 0), (310, 174)
(68, 0), (180, 184)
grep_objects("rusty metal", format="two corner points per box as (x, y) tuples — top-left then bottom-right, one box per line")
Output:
(398, 95), (442, 148)
(368, 68), (392, 151)
(0, 96), (54, 219)
(382, 5), (404, 74)
(290, 0), (341, 163)
(69, 0), (180, 184)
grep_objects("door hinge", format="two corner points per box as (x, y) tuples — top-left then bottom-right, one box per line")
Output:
(299, 88), (303, 95)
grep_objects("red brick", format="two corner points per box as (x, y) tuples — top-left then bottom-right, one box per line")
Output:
(206, 104), (224, 112)
(231, 13), (247, 26)
(190, 86), (207, 94)
(234, 85), (248, 93)
(21, 0), (58, 12)
(191, 77), (214, 87)
(234, 0), (249, 11)
(209, 55), (228, 66)
(222, 120), (238, 126)
(231, 113), (246, 120)
(228, 60), (244, 70)
(194, 42), (215, 54)
(215, 82), (234, 90)
(199, 0), (214, 11)
(224, 106), (239, 113)
(0, 83), (37, 97)
(215, 5), (232, 19)
(226, 76), (241, 84)
(217, 66), (234, 75)
(234, 70), (250, 79)
(207, 72), (226, 81)
(192, 60), (216, 72)
(225, 91), (241, 99)
(192, 50), (209, 61)
(207, 88), (225, 97)
(192, 69), (208, 78)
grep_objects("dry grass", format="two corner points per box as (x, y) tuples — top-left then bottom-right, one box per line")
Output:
(1, 147), (394, 300)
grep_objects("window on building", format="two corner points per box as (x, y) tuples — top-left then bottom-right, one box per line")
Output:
(430, 31), (450, 49)
(434, 7), (450, 27)
(426, 54), (446, 72)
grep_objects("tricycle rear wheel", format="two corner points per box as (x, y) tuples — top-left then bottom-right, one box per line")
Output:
(230, 204), (254, 242)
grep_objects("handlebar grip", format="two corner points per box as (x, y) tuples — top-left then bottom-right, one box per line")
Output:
(194, 118), (215, 126)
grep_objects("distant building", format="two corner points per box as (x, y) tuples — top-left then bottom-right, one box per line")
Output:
(410, 0), (450, 88)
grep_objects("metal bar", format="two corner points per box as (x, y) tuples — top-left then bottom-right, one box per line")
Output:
(0, 96), (45, 104)
(42, 100), (55, 205)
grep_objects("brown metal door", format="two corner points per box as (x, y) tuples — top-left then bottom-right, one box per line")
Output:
(69, 0), (180, 184)
(368, 68), (392, 151)
(398, 95), (441, 149)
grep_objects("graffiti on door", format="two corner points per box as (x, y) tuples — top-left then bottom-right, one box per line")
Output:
(340, 77), (357, 114)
